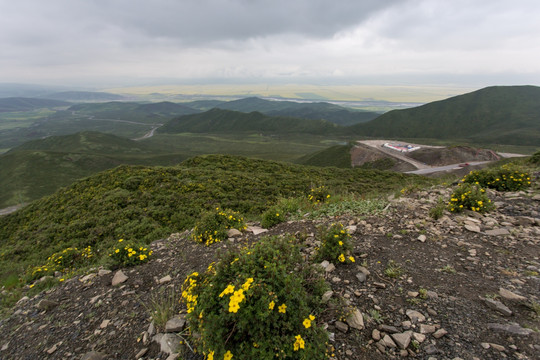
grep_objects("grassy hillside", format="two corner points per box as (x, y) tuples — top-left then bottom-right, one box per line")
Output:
(297, 144), (353, 168)
(0, 154), (432, 280)
(352, 86), (540, 146)
(0, 97), (70, 112)
(159, 108), (340, 134)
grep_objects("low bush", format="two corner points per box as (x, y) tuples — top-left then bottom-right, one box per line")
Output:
(462, 165), (531, 192)
(27, 246), (93, 281)
(108, 239), (152, 267)
(308, 186), (331, 204)
(181, 236), (330, 360)
(192, 208), (247, 245)
(447, 183), (494, 213)
(315, 223), (355, 264)
(260, 207), (285, 229)
(529, 151), (540, 165)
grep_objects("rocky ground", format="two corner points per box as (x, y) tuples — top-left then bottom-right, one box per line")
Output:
(1, 181), (539, 360)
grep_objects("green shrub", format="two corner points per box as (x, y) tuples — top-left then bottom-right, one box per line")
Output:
(192, 208), (247, 245)
(315, 223), (355, 264)
(447, 183), (494, 213)
(181, 236), (330, 360)
(428, 198), (445, 220)
(308, 186), (331, 204)
(261, 207), (285, 229)
(462, 165), (531, 192)
(529, 151), (540, 165)
(108, 239), (152, 267)
(27, 246), (94, 281)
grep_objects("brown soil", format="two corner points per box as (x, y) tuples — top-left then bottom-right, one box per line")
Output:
(407, 146), (500, 166)
(1, 185), (539, 360)
(350, 144), (416, 172)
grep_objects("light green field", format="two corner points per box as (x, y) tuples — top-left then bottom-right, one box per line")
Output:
(104, 84), (480, 103)
(0, 109), (55, 130)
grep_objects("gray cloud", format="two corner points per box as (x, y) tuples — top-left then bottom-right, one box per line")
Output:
(0, 0), (539, 87)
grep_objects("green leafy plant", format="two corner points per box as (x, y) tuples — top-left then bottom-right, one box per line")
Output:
(315, 223), (355, 264)
(447, 183), (494, 213)
(181, 236), (330, 360)
(192, 207), (247, 245)
(108, 239), (152, 267)
(261, 207), (286, 229)
(368, 309), (384, 324)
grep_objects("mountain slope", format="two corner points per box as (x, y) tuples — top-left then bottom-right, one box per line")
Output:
(215, 97), (379, 125)
(0, 154), (430, 280)
(158, 108), (340, 134)
(352, 85), (540, 146)
(0, 97), (70, 112)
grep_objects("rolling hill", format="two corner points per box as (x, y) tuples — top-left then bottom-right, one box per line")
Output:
(41, 91), (126, 102)
(214, 97), (379, 125)
(158, 108), (340, 134)
(0, 97), (70, 112)
(352, 85), (540, 146)
(0, 132), (188, 208)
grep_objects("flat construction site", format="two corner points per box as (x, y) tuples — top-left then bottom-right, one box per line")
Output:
(354, 140), (504, 175)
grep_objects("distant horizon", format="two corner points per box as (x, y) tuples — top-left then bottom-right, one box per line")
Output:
(2, 81), (538, 103)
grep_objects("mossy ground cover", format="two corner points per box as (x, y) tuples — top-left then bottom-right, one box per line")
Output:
(0, 154), (432, 285)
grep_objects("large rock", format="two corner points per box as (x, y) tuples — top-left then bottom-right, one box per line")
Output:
(346, 309), (364, 330)
(499, 288), (527, 301)
(488, 323), (534, 336)
(405, 309), (426, 323)
(391, 331), (412, 350)
(81, 351), (108, 360)
(36, 299), (59, 311)
(111, 270), (128, 286)
(165, 316), (186, 333)
(159, 333), (181, 354)
(483, 298), (512, 316)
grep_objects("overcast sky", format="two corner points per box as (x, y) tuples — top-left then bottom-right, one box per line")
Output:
(1, 0), (540, 88)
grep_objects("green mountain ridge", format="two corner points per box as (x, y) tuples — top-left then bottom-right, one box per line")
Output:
(214, 97), (379, 125)
(159, 108), (340, 134)
(353, 85), (540, 146)
(0, 97), (70, 112)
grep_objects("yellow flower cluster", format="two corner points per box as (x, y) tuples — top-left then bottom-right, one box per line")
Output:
(293, 334), (305, 351)
(218, 278), (253, 313)
(302, 314), (315, 328)
(181, 272), (199, 314)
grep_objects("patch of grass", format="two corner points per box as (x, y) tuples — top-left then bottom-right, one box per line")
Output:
(418, 288), (428, 299)
(144, 287), (181, 331)
(429, 198), (446, 220)
(384, 260), (403, 278)
(440, 265), (457, 274)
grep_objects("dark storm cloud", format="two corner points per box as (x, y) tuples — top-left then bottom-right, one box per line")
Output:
(1, 0), (403, 48)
